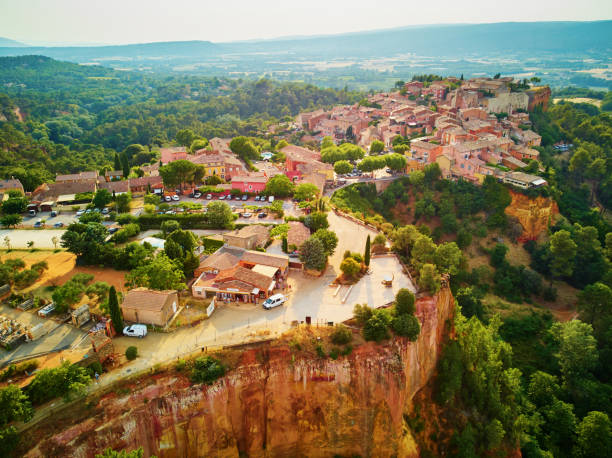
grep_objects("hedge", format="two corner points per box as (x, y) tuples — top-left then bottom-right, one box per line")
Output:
(136, 213), (223, 230)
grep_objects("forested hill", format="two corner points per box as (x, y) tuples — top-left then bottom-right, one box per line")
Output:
(0, 56), (361, 191)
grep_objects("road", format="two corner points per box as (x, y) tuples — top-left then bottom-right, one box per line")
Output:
(0, 229), (66, 249)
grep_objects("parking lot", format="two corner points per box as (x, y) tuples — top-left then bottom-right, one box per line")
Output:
(21, 211), (77, 228)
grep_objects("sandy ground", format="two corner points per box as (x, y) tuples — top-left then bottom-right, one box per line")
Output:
(0, 229), (66, 249)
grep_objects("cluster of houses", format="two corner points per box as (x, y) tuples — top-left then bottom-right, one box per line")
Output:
(297, 76), (552, 189)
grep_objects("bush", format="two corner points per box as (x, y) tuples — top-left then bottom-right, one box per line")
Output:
(363, 309), (392, 342)
(395, 289), (416, 315)
(190, 356), (225, 384)
(329, 348), (340, 360)
(353, 304), (373, 325)
(175, 359), (187, 371)
(340, 257), (361, 279)
(392, 314), (421, 340)
(330, 324), (352, 345)
(25, 361), (91, 404)
(315, 343), (326, 358)
(125, 346), (138, 361)
(87, 361), (103, 377)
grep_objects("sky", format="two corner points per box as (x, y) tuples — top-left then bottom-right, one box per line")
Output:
(1, 0), (611, 46)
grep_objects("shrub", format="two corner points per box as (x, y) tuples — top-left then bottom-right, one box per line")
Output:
(175, 359), (187, 371)
(392, 314), (421, 341)
(329, 348), (340, 360)
(340, 257), (361, 279)
(315, 343), (326, 358)
(330, 324), (352, 345)
(353, 304), (373, 325)
(190, 356), (225, 384)
(341, 345), (353, 356)
(395, 289), (416, 315)
(87, 361), (103, 377)
(125, 346), (138, 361)
(363, 309), (392, 342)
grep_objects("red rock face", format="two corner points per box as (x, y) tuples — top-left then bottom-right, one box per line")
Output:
(26, 288), (455, 458)
(506, 189), (559, 240)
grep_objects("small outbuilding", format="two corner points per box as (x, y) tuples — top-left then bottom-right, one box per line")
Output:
(120, 288), (178, 327)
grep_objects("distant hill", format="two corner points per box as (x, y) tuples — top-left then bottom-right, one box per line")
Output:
(0, 37), (27, 47)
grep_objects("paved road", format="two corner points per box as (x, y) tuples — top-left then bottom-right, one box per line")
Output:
(0, 229), (66, 249)
(0, 304), (89, 367)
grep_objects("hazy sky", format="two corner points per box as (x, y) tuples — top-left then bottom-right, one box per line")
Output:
(1, 0), (611, 45)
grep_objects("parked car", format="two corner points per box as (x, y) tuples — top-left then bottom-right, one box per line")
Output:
(258, 212), (267, 219)
(165, 210), (175, 214)
(268, 195), (275, 202)
(108, 227), (119, 234)
(263, 294), (286, 310)
(218, 195), (225, 200)
(254, 196), (260, 201)
(101, 207), (110, 214)
(289, 250), (300, 258)
(33, 219), (43, 228)
(53, 222), (64, 228)
(194, 192), (202, 199)
(164, 195), (172, 202)
(226, 195), (233, 200)
(28, 209), (37, 216)
(241, 195), (248, 201)
(242, 212), (252, 218)
(171, 195), (180, 201)
(123, 324), (147, 338)
(50, 210), (58, 217)
(386, 168), (393, 174)
(85, 208), (92, 213)
(255, 207), (264, 213)
(38, 303), (56, 317)
(206, 194), (212, 200)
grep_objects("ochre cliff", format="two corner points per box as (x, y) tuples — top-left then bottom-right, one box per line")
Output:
(24, 288), (455, 458)
(505, 190), (558, 239)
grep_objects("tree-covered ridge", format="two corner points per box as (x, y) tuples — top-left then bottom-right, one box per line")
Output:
(0, 56), (362, 189)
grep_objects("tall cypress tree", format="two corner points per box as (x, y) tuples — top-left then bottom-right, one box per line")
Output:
(364, 235), (371, 267)
(114, 153), (121, 172)
(108, 286), (124, 334)
(120, 152), (130, 178)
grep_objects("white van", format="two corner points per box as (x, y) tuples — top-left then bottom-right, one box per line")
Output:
(123, 324), (148, 338)
(268, 195), (275, 203)
(262, 293), (286, 310)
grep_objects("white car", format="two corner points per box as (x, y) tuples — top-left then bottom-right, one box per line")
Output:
(218, 195), (225, 200)
(262, 293), (286, 310)
(76, 209), (85, 216)
(164, 195), (172, 202)
(101, 207), (110, 214)
(37, 303), (56, 317)
(171, 195), (180, 201)
(123, 324), (147, 338)
(268, 195), (275, 202)
(194, 192), (202, 199)
(206, 194), (212, 200)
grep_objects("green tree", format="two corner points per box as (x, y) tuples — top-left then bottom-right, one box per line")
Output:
(205, 174), (223, 185)
(160, 219), (180, 236)
(299, 237), (327, 271)
(549, 230), (577, 280)
(113, 153), (121, 171)
(574, 411), (612, 458)
(0, 214), (22, 228)
(384, 153), (407, 171)
(264, 174), (295, 197)
(340, 257), (361, 279)
(370, 139), (384, 154)
(551, 320), (598, 383)
(312, 228), (338, 256)
(1, 197), (27, 215)
(126, 253), (186, 290)
(0, 384), (33, 456)
(321, 136), (335, 149)
(334, 160), (352, 175)
(125, 346), (138, 360)
(206, 201), (234, 228)
(419, 263), (441, 294)
(107, 286), (123, 334)
(395, 288), (416, 315)
(190, 137), (208, 153)
(363, 309), (392, 342)
(392, 314), (420, 340)
(159, 160), (197, 191)
(176, 129), (196, 147)
(577, 282), (612, 341)
(294, 183), (319, 201)
(434, 242), (462, 275)
(92, 189), (112, 209)
(411, 235), (436, 268)
(490, 243), (508, 268)
(364, 235), (371, 267)
(115, 192), (132, 213)
(304, 211), (329, 232)
(26, 361), (91, 404)
(120, 152), (130, 178)
(358, 155), (386, 172)
(455, 287), (484, 320)
(229, 136), (258, 161)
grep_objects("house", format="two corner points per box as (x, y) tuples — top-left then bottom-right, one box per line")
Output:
(223, 225), (270, 250)
(287, 221), (310, 249)
(97, 179), (129, 195)
(55, 171), (98, 183)
(128, 176), (164, 194)
(502, 155), (528, 170)
(0, 178), (24, 195)
(510, 146), (540, 162)
(190, 153), (227, 179)
(502, 172), (547, 189)
(194, 250), (241, 277)
(140, 162), (160, 177)
(120, 288), (179, 327)
(282, 145), (321, 171)
(104, 170), (123, 182)
(192, 265), (276, 304)
(230, 173), (268, 194)
(31, 180), (97, 203)
(160, 147), (188, 164)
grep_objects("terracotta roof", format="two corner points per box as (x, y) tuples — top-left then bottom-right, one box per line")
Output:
(128, 176), (163, 188)
(121, 288), (177, 312)
(0, 179), (23, 192)
(224, 225), (270, 246)
(56, 171), (98, 182)
(98, 180), (130, 193)
(105, 170), (123, 177)
(231, 174), (269, 184)
(214, 266), (274, 292)
(33, 181), (96, 200)
(287, 221), (310, 247)
(200, 251), (240, 271)
(241, 250), (288, 269)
